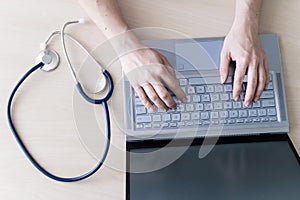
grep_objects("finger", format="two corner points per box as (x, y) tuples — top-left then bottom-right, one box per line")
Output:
(142, 82), (168, 111)
(160, 55), (176, 76)
(254, 62), (267, 102)
(233, 60), (248, 101)
(264, 57), (270, 89)
(219, 50), (231, 83)
(135, 86), (155, 111)
(162, 72), (187, 103)
(152, 83), (176, 109)
(244, 61), (258, 107)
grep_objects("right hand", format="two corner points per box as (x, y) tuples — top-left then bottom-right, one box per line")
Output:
(120, 47), (187, 112)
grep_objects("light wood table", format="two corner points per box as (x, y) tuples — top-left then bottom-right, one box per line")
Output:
(0, 0), (299, 199)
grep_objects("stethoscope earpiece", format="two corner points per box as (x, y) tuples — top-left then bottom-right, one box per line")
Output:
(36, 49), (60, 72)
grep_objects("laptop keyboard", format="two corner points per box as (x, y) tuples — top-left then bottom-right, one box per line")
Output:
(133, 74), (277, 130)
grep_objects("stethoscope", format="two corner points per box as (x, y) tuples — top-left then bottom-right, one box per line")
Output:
(7, 19), (114, 182)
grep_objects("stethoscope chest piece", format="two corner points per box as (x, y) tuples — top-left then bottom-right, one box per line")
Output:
(36, 49), (59, 72)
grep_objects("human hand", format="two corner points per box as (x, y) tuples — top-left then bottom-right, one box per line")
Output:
(121, 46), (187, 112)
(220, 24), (270, 107)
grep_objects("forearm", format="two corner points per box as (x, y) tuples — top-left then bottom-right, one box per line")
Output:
(233, 0), (262, 32)
(78, 0), (128, 38)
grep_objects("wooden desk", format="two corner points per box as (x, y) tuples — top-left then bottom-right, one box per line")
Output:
(0, 0), (299, 199)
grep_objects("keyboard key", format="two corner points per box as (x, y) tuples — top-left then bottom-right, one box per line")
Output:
(206, 85), (214, 93)
(153, 115), (161, 122)
(228, 119), (236, 124)
(236, 119), (244, 123)
(203, 120), (210, 125)
(195, 103), (204, 111)
(215, 85), (223, 93)
(152, 123), (161, 128)
(211, 94), (220, 102)
(229, 110), (238, 118)
(211, 120), (219, 125)
(252, 101), (261, 108)
(260, 91), (274, 99)
(170, 122), (177, 127)
(178, 122), (185, 127)
(196, 86), (205, 93)
(135, 98), (143, 106)
(181, 113), (190, 121)
(220, 111), (228, 118)
(192, 95), (201, 102)
(187, 86), (196, 94)
(239, 110), (248, 118)
(162, 114), (171, 122)
(245, 118), (252, 123)
(233, 101), (242, 109)
(136, 115), (151, 123)
(261, 117), (269, 122)
(201, 112), (209, 120)
(204, 103), (213, 111)
(224, 102), (232, 109)
(179, 79), (187, 86)
(186, 121), (194, 126)
(186, 95), (191, 103)
(270, 117), (277, 121)
(171, 114), (180, 121)
(224, 84), (233, 92)
(249, 109), (257, 117)
(201, 94), (210, 102)
(136, 124), (143, 129)
(195, 120), (202, 125)
(211, 112), (219, 119)
(267, 108), (276, 116)
(177, 104), (185, 112)
(162, 123), (169, 128)
(189, 77), (220, 85)
(253, 118), (260, 122)
(186, 104), (194, 112)
(220, 93), (230, 101)
(191, 112), (200, 120)
(214, 102), (223, 110)
(136, 106), (147, 115)
(220, 119), (227, 124)
(266, 82), (273, 90)
(144, 123), (152, 128)
(262, 100), (275, 107)
(258, 109), (267, 116)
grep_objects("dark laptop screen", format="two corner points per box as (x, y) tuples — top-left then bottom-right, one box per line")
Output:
(127, 135), (300, 200)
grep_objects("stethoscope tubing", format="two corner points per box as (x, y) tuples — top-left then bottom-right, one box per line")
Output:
(7, 62), (113, 182)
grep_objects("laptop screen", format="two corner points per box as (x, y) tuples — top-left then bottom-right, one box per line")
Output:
(127, 135), (300, 200)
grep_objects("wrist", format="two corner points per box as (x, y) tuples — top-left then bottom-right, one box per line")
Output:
(109, 30), (145, 60)
(232, 0), (261, 33)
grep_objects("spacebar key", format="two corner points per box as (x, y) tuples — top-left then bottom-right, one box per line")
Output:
(189, 77), (220, 85)
(136, 115), (152, 123)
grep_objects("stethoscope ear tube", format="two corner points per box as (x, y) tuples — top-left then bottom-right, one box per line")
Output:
(7, 63), (112, 182)
(76, 70), (114, 104)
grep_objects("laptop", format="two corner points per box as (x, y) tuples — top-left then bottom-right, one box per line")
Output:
(123, 34), (300, 200)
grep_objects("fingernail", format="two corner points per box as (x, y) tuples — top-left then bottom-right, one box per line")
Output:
(148, 106), (155, 113)
(182, 97), (187, 103)
(254, 96), (259, 102)
(220, 75), (224, 83)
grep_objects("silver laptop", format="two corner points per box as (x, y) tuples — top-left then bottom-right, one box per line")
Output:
(124, 35), (300, 200)
(123, 34), (289, 141)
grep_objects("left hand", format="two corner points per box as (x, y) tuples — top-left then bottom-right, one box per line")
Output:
(220, 24), (270, 107)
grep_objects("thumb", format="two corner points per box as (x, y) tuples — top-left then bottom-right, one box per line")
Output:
(219, 50), (230, 83)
